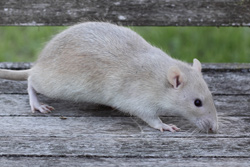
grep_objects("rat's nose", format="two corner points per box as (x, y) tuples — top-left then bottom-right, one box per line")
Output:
(209, 125), (218, 133)
(209, 128), (213, 133)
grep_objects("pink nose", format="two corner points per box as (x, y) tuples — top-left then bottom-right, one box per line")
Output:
(209, 127), (217, 133)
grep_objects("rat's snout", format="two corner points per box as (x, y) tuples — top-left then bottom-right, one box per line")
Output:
(208, 123), (218, 134)
(196, 118), (218, 134)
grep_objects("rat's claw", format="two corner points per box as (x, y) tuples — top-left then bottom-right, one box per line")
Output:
(39, 104), (54, 113)
(160, 123), (180, 132)
(32, 104), (55, 113)
(41, 104), (55, 111)
(169, 124), (181, 131)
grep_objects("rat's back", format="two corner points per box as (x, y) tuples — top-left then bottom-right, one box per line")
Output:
(37, 22), (151, 61)
(29, 22), (169, 104)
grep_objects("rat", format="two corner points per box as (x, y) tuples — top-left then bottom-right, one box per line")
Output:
(0, 22), (218, 133)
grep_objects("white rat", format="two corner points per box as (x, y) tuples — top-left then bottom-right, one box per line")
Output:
(0, 22), (218, 133)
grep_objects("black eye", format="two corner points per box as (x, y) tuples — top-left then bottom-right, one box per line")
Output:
(194, 99), (202, 107)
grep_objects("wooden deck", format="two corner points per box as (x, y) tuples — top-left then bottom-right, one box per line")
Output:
(0, 62), (250, 166)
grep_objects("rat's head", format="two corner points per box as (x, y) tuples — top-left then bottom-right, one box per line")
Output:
(166, 59), (218, 133)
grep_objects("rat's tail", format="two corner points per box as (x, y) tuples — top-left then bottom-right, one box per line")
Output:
(0, 69), (31, 81)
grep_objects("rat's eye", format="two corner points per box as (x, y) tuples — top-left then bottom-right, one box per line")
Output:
(194, 99), (202, 107)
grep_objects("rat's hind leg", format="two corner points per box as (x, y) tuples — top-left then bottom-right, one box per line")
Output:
(28, 78), (54, 113)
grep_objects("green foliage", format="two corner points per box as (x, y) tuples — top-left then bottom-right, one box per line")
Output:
(0, 26), (65, 62)
(132, 27), (250, 63)
(0, 26), (249, 63)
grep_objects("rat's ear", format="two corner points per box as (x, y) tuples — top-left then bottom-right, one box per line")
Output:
(193, 58), (202, 72)
(167, 66), (184, 89)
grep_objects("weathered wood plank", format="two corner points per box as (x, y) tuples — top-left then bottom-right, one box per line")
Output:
(0, 0), (250, 26)
(202, 63), (250, 71)
(204, 71), (250, 95)
(0, 135), (249, 157)
(0, 94), (249, 117)
(0, 62), (32, 70)
(0, 80), (27, 94)
(0, 157), (249, 167)
(0, 117), (248, 137)
(213, 95), (250, 116)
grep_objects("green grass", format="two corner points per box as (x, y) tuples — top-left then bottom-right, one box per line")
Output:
(132, 27), (250, 63)
(0, 26), (250, 63)
(0, 26), (65, 62)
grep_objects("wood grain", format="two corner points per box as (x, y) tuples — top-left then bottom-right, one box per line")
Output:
(0, 157), (249, 167)
(0, 135), (249, 157)
(0, 0), (249, 26)
(0, 116), (248, 137)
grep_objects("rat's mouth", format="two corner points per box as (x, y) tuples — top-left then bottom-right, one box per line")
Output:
(195, 119), (218, 133)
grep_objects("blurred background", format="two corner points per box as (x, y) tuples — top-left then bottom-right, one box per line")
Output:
(0, 26), (249, 63)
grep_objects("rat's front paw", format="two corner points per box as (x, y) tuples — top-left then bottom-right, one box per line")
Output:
(159, 123), (181, 132)
(31, 103), (55, 113)
(142, 116), (180, 132)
